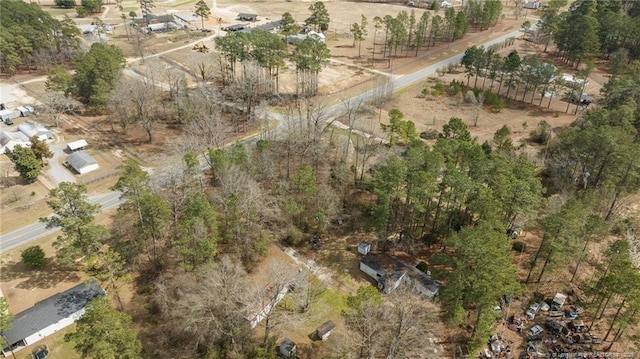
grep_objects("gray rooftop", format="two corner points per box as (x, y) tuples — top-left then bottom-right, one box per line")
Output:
(3, 280), (104, 346)
(361, 254), (408, 283)
(67, 151), (97, 171)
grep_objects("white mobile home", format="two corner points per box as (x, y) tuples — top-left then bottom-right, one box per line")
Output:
(17, 121), (52, 142)
(0, 131), (31, 154)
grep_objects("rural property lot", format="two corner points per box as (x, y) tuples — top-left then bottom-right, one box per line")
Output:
(4, 0), (634, 356)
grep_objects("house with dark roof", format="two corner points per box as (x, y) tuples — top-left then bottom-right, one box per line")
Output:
(360, 254), (408, 293)
(359, 253), (439, 298)
(1, 280), (105, 356)
(66, 151), (99, 175)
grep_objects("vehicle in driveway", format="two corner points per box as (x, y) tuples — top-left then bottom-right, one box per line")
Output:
(527, 325), (544, 338)
(526, 302), (541, 320)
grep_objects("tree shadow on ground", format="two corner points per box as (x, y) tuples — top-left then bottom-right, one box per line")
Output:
(0, 260), (80, 290)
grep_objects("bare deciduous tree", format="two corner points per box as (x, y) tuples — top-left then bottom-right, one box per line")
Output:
(41, 92), (82, 127)
(154, 256), (254, 355)
(187, 52), (217, 83)
(345, 286), (443, 359)
(247, 259), (303, 348)
(112, 76), (161, 142)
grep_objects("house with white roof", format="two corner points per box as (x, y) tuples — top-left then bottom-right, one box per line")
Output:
(0, 131), (31, 154)
(17, 121), (52, 142)
(66, 151), (99, 175)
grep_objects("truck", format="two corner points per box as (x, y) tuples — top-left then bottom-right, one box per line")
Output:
(551, 293), (567, 311)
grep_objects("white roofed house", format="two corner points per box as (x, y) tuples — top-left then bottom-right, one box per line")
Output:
(0, 131), (31, 154)
(66, 151), (99, 175)
(17, 121), (53, 142)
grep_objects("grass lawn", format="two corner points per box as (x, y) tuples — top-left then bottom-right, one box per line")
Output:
(13, 325), (81, 359)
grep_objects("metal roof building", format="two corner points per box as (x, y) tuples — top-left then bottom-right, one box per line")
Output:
(66, 151), (99, 175)
(1, 280), (105, 356)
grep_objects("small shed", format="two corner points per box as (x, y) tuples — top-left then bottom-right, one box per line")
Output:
(357, 242), (371, 255)
(238, 13), (258, 21)
(67, 151), (99, 175)
(315, 321), (336, 341)
(67, 139), (88, 152)
(278, 338), (296, 358)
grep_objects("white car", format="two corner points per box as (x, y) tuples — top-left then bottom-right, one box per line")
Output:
(526, 302), (541, 320)
(527, 325), (544, 338)
(440, 1), (452, 7)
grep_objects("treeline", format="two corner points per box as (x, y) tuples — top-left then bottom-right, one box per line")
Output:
(372, 0), (502, 62)
(215, 29), (331, 99)
(537, 0), (640, 66)
(0, 0), (81, 73)
(460, 46), (588, 113)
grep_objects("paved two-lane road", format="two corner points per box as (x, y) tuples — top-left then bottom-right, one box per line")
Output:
(0, 29), (522, 254)
(0, 191), (123, 254)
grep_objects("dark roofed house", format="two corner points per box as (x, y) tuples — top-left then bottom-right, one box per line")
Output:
(359, 253), (439, 298)
(360, 254), (408, 293)
(132, 13), (176, 25)
(258, 20), (283, 32)
(1, 280), (105, 356)
(315, 321), (336, 341)
(238, 13), (258, 21)
(279, 338), (296, 357)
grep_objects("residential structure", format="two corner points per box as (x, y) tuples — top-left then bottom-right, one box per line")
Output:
(359, 253), (439, 298)
(1, 280), (105, 356)
(246, 283), (289, 329)
(0, 131), (31, 154)
(66, 151), (99, 175)
(17, 121), (52, 142)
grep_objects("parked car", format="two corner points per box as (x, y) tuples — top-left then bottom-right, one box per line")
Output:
(526, 302), (541, 320)
(527, 325), (544, 338)
(539, 301), (550, 312)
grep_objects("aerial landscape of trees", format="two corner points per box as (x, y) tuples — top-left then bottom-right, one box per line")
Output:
(4, 0), (640, 357)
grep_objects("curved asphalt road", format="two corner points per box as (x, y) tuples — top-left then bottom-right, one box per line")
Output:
(0, 29), (521, 255)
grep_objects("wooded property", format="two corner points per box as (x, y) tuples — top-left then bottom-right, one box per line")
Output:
(2, 0), (640, 357)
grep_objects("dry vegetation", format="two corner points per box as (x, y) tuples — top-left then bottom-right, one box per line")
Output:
(2, 0), (640, 357)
